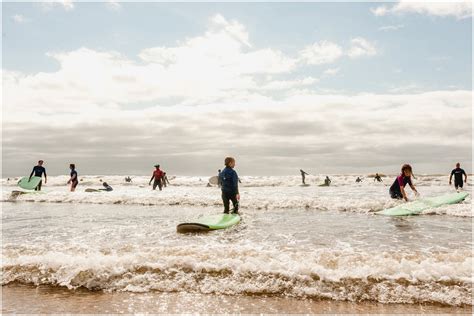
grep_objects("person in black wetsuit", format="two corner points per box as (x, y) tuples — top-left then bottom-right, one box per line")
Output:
(324, 176), (331, 186)
(29, 160), (47, 191)
(449, 162), (467, 190)
(300, 169), (309, 184)
(374, 173), (383, 182)
(355, 177), (362, 183)
(219, 157), (240, 214)
(99, 182), (113, 191)
(389, 164), (419, 201)
(67, 164), (78, 192)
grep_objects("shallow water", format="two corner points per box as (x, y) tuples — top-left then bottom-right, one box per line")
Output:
(2, 176), (472, 310)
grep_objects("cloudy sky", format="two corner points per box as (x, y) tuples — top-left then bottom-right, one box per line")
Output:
(2, 0), (472, 176)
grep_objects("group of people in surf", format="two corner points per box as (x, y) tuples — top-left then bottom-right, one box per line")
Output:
(387, 163), (467, 201)
(298, 163), (467, 202)
(300, 169), (331, 186)
(23, 159), (468, 210)
(26, 161), (171, 192)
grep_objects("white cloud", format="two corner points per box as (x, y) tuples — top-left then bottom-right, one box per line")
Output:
(3, 89), (471, 174)
(371, 0), (472, 19)
(41, 0), (75, 11)
(378, 24), (404, 31)
(261, 77), (318, 90)
(2, 15), (304, 117)
(299, 41), (343, 65)
(12, 14), (29, 24)
(105, 0), (122, 11)
(323, 68), (340, 76)
(347, 37), (377, 58)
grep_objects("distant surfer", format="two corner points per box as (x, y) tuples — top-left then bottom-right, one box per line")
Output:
(217, 169), (222, 187)
(374, 173), (383, 182)
(149, 164), (164, 191)
(300, 169), (309, 185)
(99, 182), (113, 192)
(389, 164), (419, 201)
(162, 172), (170, 187)
(449, 162), (467, 191)
(355, 177), (362, 183)
(67, 163), (78, 192)
(29, 160), (47, 191)
(324, 176), (331, 186)
(125, 176), (132, 183)
(219, 157), (240, 214)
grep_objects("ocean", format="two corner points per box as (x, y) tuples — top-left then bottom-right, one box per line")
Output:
(1, 174), (472, 313)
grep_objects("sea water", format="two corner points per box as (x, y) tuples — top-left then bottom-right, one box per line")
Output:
(1, 174), (472, 312)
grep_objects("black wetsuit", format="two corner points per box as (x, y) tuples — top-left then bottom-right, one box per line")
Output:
(100, 184), (113, 192)
(30, 165), (46, 191)
(451, 168), (466, 189)
(219, 167), (239, 214)
(70, 170), (78, 189)
(389, 175), (412, 199)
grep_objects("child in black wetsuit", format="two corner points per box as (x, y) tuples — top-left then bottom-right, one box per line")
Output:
(389, 164), (419, 201)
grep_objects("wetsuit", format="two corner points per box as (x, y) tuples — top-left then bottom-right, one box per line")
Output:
(389, 174), (412, 199)
(100, 184), (113, 192)
(70, 169), (78, 189)
(30, 165), (47, 191)
(152, 169), (163, 191)
(451, 168), (466, 189)
(219, 167), (239, 214)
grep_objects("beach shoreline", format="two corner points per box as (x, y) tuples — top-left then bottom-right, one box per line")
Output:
(2, 284), (472, 314)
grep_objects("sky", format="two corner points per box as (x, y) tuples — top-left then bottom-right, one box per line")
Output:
(2, 0), (472, 176)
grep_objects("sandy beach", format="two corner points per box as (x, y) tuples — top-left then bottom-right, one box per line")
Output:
(2, 284), (472, 314)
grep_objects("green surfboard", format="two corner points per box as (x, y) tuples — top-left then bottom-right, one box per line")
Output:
(376, 192), (469, 216)
(177, 213), (240, 233)
(17, 176), (42, 190)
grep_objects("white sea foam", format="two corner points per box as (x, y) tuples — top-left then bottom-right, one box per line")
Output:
(1, 243), (471, 305)
(2, 175), (472, 217)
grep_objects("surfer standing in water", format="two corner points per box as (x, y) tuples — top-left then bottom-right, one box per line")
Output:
(149, 164), (164, 191)
(300, 169), (309, 185)
(67, 164), (78, 192)
(29, 160), (47, 191)
(219, 157), (240, 214)
(449, 162), (467, 191)
(389, 164), (419, 201)
(374, 173), (383, 182)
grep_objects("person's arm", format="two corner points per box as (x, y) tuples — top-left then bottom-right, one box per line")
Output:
(67, 173), (75, 184)
(408, 176), (418, 196)
(29, 168), (35, 181)
(149, 173), (154, 185)
(463, 170), (467, 183)
(44, 169), (47, 183)
(449, 170), (454, 185)
(400, 185), (408, 201)
(233, 171), (240, 199)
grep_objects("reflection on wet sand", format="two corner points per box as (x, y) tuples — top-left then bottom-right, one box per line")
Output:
(2, 284), (472, 314)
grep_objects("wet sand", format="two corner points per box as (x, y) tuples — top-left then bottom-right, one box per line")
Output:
(2, 284), (472, 314)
